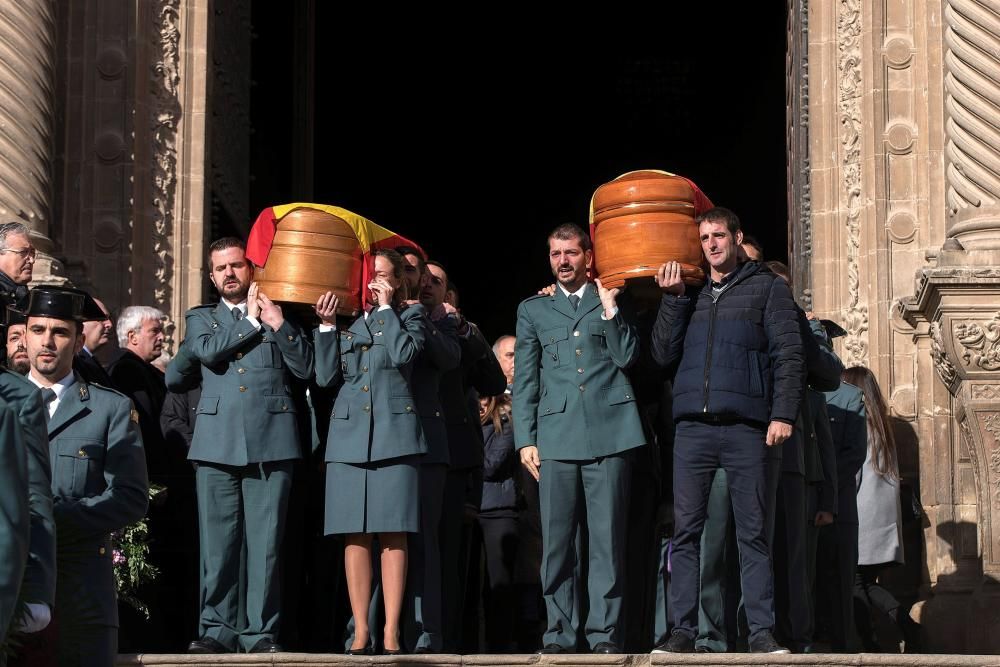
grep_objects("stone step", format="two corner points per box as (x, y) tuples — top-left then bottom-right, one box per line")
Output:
(116, 654), (1000, 667)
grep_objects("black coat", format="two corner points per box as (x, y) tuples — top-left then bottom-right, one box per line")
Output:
(109, 349), (172, 482)
(74, 350), (116, 389)
(651, 261), (805, 426)
(480, 414), (517, 512)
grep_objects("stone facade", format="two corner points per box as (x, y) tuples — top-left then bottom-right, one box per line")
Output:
(2, 0), (999, 655)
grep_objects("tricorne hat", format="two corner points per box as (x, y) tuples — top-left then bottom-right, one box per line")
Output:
(13, 285), (106, 323)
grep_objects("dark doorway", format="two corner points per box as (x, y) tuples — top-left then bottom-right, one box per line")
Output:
(250, 6), (789, 342)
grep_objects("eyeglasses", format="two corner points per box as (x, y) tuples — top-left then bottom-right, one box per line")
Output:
(0, 247), (36, 259)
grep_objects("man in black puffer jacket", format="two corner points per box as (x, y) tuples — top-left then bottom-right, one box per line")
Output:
(649, 207), (804, 655)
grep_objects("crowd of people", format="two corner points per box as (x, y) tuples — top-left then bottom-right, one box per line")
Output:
(0, 207), (921, 665)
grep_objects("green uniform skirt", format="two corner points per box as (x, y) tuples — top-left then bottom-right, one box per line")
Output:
(325, 455), (421, 535)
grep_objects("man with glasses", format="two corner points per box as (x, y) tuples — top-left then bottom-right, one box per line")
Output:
(0, 222), (36, 306)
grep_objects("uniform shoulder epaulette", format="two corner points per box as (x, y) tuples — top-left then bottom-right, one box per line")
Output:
(188, 303), (216, 311)
(85, 380), (129, 401)
(523, 293), (549, 303)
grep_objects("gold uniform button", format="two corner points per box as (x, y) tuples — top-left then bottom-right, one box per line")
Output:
(406, 406), (413, 412)
(362, 385), (370, 392)
(99, 547), (106, 555)
(362, 366), (369, 372)
(625, 394), (632, 399)
(579, 385), (585, 391)
(78, 449), (87, 458)
(236, 353), (243, 359)
(238, 368), (246, 374)
(378, 319), (385, 325)
(288, 335), (294, 341)
(575, 349), (582, 356)
(262, 335), (268, 341)
(362, 345), (369, 352)
(435, 411), (441, 417)
(578, 368), (584, 374)
(238, 333), (244, 338)
(239, 386), (247, 392)
(363, 405), (370, 412)
(347, 335), (353, 340)
(549, 336), (555, 342)
(282, 405), (288, 411)
(573, 331), (580, 337)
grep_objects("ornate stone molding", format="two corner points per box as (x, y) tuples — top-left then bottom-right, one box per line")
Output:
(931, 321), (960, 390)
(151, 0), (180, 312)
(788, 0), (813, 310)
(944, 0), (1000, 233)
(837, 0), (869, 366)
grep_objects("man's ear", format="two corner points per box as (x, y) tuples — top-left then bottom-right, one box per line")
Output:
(585, 248), (594, 269)
(74, 332), (85, 355)
(734, 230), (744, 246)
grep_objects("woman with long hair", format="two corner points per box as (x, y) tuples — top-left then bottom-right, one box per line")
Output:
(843, 365), (919, 651)
(477, 392), (521, 651)
(314, 249), (427, 655)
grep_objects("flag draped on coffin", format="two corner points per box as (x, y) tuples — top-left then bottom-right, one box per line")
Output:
(246, 203), (424, 307)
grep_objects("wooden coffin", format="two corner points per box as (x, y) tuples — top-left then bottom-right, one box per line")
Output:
(592, 171), (705, 289)
(253, 208), (363, 318)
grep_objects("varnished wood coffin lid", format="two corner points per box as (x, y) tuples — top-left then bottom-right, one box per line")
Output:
(592, 171), (705, 288)
(253, 208), (363, 317)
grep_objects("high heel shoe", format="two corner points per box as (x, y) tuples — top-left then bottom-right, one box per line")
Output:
(347, 645), (374, 656)
(383, 647), (404, 656)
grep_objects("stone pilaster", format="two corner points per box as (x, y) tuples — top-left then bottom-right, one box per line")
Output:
(0, 0), (65, 283)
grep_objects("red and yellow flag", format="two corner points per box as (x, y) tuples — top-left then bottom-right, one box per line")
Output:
(246, 203), (424, 301)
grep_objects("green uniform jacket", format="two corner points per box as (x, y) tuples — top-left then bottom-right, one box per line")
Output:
(0, 369), (55, 607)
(0, 403), (30, 646)
(513, 284), (645, 460)
(410, 315), (461, 466)
(316, 304), (427, 463)
(173, 303), (315, 465)
(439, 324), (495, 470)
(48, 375), (149, 627)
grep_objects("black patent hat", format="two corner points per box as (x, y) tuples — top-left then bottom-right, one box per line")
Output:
(820, 319), (848, 339)
(13, 286), (106, 322)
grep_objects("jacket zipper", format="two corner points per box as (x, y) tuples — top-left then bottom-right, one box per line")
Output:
(702, 277), (738, 413)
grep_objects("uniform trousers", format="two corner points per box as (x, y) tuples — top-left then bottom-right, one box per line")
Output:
(195, 461), (293, 652)
(405, 463), (448, 651)
(538, 453), (630, 650)
(669, 421), (774, 642)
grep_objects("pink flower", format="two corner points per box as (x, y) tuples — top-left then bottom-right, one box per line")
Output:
(113, 549), (126, 565)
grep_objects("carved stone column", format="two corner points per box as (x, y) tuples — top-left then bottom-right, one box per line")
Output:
(0, 0), (64, 282)
(901, 0), (1000, 653)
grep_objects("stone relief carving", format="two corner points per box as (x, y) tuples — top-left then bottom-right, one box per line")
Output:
(838, 0), (869, 367)
(972, 384), (1000, 401)
(985, 413), (1000, 509)
(931, 321), (959, 388)
(151, 0), (180, 311)
(955, 312), (1000, 371)
(787, 0), (813, 311)
(944, 0), (1000, 216)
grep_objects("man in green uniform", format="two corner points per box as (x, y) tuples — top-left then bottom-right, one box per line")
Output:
(0, 401), (30, 654)
(169, 237), (314, 654)
(22, 285), (149, 667)
(513, 223), (645, 654)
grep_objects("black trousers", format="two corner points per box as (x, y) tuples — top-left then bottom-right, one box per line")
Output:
(478, 510), (520, 652)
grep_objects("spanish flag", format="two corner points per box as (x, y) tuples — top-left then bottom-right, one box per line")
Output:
(246, 203), (424, 302)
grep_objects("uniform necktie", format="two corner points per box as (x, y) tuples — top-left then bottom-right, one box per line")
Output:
(568, 294), (580, 311)
(233, 307), (244, 322)
(40, 388), (56, 421)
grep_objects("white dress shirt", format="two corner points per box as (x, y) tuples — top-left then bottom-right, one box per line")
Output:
(221, 299), (261, 330)
(28, 369), (76, 419)
(558, 282), (617, 320)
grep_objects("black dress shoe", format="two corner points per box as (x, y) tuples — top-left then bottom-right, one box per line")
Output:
(248, 638), (284, 653)
(592, 642), (621, 654)
(536, 643), (571, 654)
(187, 637), (229, 654)
(347, 645), (375, 656)
(651, 629), (695, 654)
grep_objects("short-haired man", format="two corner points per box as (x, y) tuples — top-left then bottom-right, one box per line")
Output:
(6, 314), (29, 375)
(514, 223), (644, 654)
(168, 237), (313, 654)
(398, 246), (461, 652)
(493, 335), (515, 391)
(75, 297), (116, 388)
(0, 222), (35, 307)
(651, 207), (804, 654)
(24, 285), (149, 666)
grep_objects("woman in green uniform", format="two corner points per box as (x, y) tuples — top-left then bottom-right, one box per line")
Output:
(314, 249), (427, 655)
